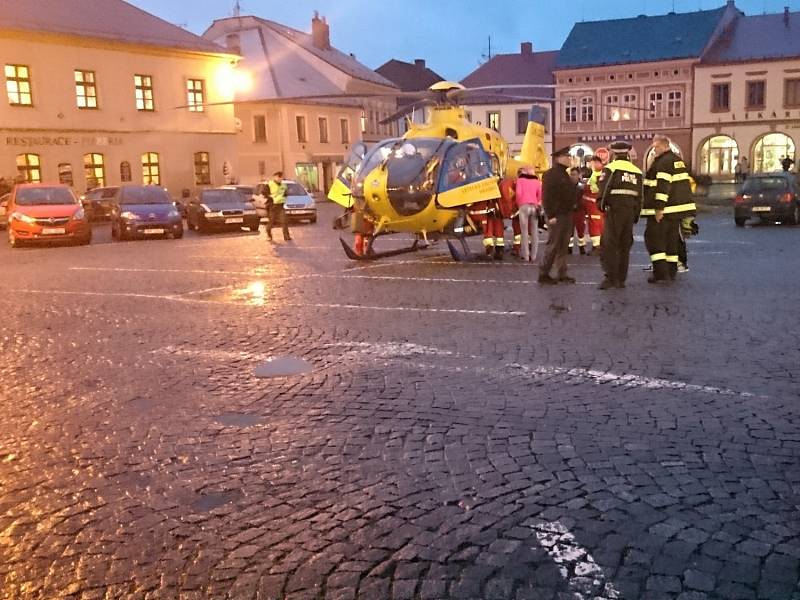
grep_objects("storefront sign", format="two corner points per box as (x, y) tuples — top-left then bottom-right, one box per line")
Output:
(4, 135), (123, 147)
(578, 133), (656, 143)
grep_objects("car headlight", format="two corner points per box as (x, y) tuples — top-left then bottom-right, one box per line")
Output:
(167, 210), (180, 218)
(120, 211), (139, 221)
(10, 212), (36, 224)
(73, 207), (85, 221)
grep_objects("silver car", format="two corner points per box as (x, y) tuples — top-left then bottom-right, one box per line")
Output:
(253, 180), (316, 224)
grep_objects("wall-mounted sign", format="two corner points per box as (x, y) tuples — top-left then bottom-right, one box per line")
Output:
(4, 135), (123, 147)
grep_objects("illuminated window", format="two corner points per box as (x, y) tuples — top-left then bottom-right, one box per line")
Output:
(649, 91), (665, 118)
(340, 118), (350, 143)
(360, 112), (367, 133)
(667, 90), (682, 118)
(319, 117), (329, 143)
(84, 153), (105, 188)
(296, 115), (307, 143)
(134, 74), (154, 111)
(194, 152), (211, 185)
(487, 111), (500, 132)
(75, 69), (98, 109)
(253, 115), (267, 142)
(746, 80), (765, 109)
(605, 94), (619, 120)
(711, 83), (730, 112)
(564, 98), (577, 123)
(784, 78), (800, 107)
(142, 152), (160, 185)
(58, 163), (73, 186)
(16, 153), (41, 183)
(5, 64), (32, 106)
(621, 94), (637, 120)
(187, 79), (204, 112)
(580, 97), (594, 122)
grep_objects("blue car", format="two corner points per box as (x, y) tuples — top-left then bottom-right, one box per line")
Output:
(110, 185), (184, 241)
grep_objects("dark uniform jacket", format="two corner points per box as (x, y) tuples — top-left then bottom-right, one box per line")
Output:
(542, 165), (577, 217)
(642, 150), (696, 219)
(597, 159), (643, 214)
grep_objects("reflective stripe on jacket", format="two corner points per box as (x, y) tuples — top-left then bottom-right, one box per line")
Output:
(642, 151), (695, 217)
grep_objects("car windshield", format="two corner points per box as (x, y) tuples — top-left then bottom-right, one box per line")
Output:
(120, 186), (171, 205)
(202, 189), (246, 205)
(16, 187), (78, 206)
(285, 183), (306, 196)
(232, 186), (253, 196)
(743, 177), (789, 193)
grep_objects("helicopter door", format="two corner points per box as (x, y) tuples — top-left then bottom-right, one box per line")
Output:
(436, 138), (500, 209)
(327, 142), (369, 208)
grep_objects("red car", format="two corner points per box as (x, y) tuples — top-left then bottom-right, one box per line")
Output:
(7, 184), (92, 247)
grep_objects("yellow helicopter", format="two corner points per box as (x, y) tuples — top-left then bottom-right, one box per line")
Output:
(326, 81), (552, 261)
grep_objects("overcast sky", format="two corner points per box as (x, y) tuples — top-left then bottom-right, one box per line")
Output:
(131, 0), (799, 80)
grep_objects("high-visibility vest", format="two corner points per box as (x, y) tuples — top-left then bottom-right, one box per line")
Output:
(642, 151), (695, 217)
(268, 180), (287, 205)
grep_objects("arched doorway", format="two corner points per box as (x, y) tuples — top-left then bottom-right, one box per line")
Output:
(697, 135), (738, 176)
(644, 140), (683, 171)
(753, 132), (795, 173)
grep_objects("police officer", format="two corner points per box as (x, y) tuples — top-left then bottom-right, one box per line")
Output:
(267, 171), (291, 242)
(643, 136), (695, 282)
(596, 141), (642, 289)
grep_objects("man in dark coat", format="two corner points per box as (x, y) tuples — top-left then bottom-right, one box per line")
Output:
(538, 147), (577, 285)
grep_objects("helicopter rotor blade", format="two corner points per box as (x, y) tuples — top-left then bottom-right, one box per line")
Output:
(378, 99), (437, 125)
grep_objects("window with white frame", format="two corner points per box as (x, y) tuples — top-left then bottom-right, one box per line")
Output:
(667, 90), (682, 118)
(564, 98), (577, 123)
(649, 91), (664, 118)
(605, 94), (619, 120)
(580, 96), (594, 122)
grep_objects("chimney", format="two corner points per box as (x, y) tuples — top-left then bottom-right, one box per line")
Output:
(785, 6), (790, 26)
(414, 59), (426, 69)
(521, 42), (533, 55)
(311, 11), (330, 50)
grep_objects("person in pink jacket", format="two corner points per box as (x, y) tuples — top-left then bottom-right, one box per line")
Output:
(515, 167), (542, 262)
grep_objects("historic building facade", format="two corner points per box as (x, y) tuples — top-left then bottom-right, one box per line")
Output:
(693, 9), (800, 178)
(204, 13), (398, 194)
(1, 0), (239, 194)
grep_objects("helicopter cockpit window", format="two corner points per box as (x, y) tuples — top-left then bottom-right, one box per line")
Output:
(382, 137), (446, 217)
(440, 139), (493, 193)
(350, 138), (400, 198)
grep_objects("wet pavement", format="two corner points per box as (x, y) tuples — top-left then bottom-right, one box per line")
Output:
(0, 203), (798, 599)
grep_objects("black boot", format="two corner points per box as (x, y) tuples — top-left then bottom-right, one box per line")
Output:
(579, 246), (586, 255)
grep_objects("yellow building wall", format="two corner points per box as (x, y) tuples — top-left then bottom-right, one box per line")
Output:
(0, 31), (239, 194)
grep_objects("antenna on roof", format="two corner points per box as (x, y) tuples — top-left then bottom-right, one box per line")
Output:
(233, 0), (242, 17)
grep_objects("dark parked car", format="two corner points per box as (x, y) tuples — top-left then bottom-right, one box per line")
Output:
(81, 186), (118, 221)
(110, 185), (183, 240)
(734, 173), (800, 226)
(186, 188), (260, 233)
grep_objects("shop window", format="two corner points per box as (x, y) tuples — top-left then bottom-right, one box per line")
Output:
(187, 79), (205, 112)
(75, 69), (98, 109)
(84, 153), (105, 188)
(134, 74), (154, 111)
(5, 64), (32, 106)
(16, 153), (41, 183)
(142, 152), (160, 185)
(194, 152), (211, 186)
(753, 133), (795, 173)
(697, 135), (738, 175)
(295, 163), (319, 192)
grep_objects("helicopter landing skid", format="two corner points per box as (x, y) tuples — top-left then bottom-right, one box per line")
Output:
(447, 237), (493, 262)
(339, 237), (422, 261)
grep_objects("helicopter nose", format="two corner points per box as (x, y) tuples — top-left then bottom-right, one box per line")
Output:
(386, 186), (433, 217)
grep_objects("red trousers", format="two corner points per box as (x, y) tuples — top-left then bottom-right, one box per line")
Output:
(570, 206), (587, 248)
(584, 197), (604, 248)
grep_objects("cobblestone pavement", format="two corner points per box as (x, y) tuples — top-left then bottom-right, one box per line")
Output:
(0, 204), (798, 600)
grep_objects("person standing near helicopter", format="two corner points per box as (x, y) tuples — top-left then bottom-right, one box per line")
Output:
(266, 171), (292, 242)
(538, 147), (577, 285)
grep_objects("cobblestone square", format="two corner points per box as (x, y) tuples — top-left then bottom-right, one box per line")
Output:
(0, 204), (798, 599)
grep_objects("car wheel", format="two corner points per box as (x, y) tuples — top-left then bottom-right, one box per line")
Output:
(248, 224), (260, 232)
(80, 233), (92, 245)
(734, 217), (746, 227)
(173, 226), (184, 239)
(310, 216), (317, 224)
(8, 232), (19, 248)
(111, 225), (119, 240)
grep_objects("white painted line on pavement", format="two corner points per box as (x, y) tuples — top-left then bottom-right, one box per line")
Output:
(286, 302), (526, 316)
(332, 274), (597, 285)
(11, 288), (241, 306)
(69, 266), (268, 276)
(532, 521), (621, 599)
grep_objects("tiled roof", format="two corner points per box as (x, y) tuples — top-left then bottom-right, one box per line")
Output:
(375, 59), (444, 92)
(702, 11), (800, 63)
(459, 49), (557, 103)
(0, 0), (228, 54)
(203, 16), (396, 102)
(556, 5), (730, 69)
